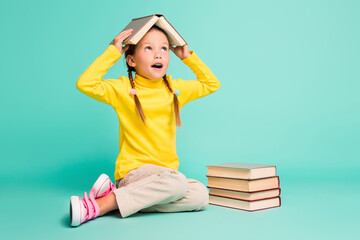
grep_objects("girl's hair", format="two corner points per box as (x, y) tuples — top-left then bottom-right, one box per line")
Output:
(124, 25), (182, 127)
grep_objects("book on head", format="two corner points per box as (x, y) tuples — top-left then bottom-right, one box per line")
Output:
(206, 162), (277, 180)
(109, 14), (187, 46)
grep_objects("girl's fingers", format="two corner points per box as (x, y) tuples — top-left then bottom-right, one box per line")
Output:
(114, 31), (133, 44)
(116, 32), (131, 40)
(115, 31), (133, 43)
(116, 29), (133, 38)
(111, 29), (132, 53)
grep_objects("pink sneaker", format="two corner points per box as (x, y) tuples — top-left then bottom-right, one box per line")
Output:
(91, 174), (116, 198)
(70, 189), (100, 227)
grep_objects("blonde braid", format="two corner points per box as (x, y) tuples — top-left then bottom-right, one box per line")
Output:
(128, 68), (147, 125)
(163, 74), (182, 127)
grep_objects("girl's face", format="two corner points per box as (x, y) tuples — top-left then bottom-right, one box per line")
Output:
(126, 29), (170, 80)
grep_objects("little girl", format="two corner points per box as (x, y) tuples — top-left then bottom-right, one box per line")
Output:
(71, 24), (221, 227)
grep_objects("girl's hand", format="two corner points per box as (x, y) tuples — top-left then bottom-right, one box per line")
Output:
(170, 44), (191, 60)
(112, 29), (134, 54)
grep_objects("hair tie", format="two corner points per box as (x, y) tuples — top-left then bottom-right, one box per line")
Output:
(173, 90), (180, 96)
(130, 88), (137, 96)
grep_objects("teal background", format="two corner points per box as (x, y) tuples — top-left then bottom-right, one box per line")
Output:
(1, 0), (359, 239)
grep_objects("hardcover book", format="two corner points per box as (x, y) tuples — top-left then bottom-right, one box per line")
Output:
(207, 176), (280, 192)
(209, 195), (281, 211)
(208, 187), (281, 201)
(207, 162), (276, 180)
(110, 14), (187, 46)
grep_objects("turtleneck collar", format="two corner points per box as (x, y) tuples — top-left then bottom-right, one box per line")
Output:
(134, 73), (164, 88)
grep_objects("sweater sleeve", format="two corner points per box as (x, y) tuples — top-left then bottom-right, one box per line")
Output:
(76, 44), (123, 107)
(171, 50), (221, 106)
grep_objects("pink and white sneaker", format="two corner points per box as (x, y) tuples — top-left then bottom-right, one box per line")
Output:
(91, 174), (116, 199)
(70, 189), (100, 227)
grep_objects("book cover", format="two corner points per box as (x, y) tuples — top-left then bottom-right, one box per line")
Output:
(207, 162), (276, 180)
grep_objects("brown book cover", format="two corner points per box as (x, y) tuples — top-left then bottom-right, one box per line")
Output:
(207, 176), (280, 192)
(208, 187), (281, 201)
(207, 162), (276, 180)
(209, 195), (281, 211)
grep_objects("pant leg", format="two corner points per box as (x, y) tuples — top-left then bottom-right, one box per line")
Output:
(113, 164), (188, 218)
(139, 178), (209, 213)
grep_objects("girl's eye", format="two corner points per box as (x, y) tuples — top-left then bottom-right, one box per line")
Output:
(161, 47), (168, 51)
(145, 46), (152, 51)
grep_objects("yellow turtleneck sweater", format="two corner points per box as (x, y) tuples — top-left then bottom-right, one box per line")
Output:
(76, 44), (220, 180)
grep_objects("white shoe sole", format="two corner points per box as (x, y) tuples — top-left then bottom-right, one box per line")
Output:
(92, 174), (111, 198)
(70, 196), (81, 227)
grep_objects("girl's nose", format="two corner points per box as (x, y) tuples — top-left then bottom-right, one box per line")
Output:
(154, 50), (162, 58)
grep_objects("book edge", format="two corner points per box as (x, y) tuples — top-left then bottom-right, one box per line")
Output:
(206, 175), (279, 181)
(207, 186), (281, 194)
(209, 193), (281, 202)
(209, 202), (281, 212)
(206, 163), (276, 170)
(157, 16), (187, 46)
(109, 14), (160, 45)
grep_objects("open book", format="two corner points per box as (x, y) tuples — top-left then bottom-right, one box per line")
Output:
(109, 14), (187, 46)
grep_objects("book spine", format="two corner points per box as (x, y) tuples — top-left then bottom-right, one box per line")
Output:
(131, 13), (159, 21)
(279, 196), (282, 207)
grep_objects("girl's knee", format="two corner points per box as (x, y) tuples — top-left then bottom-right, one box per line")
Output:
(161, 170), (188, 200)
(197, 184), (210, 210)
(188, 180), (209, 210)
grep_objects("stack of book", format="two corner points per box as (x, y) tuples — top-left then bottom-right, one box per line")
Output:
(206, 163), (281, 212)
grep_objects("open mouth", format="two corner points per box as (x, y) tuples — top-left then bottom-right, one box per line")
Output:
(151, 63), (163, 69)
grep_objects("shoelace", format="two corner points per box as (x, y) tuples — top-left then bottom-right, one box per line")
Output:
(95, 180), (116, 198)
(80, 189), (100, 224)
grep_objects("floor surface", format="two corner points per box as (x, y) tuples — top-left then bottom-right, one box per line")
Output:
(2, 179), (359, 240)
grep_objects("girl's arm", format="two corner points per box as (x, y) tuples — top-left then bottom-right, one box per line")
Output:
(170, 45), (221, 106)
(76, 45), (122, 106)
(76, 29), (133, 106)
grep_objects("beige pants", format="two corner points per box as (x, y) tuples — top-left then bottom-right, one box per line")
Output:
(114, 164), (209, 218)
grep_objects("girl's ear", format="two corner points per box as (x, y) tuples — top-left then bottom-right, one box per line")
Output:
(126, 55), (136, 67)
